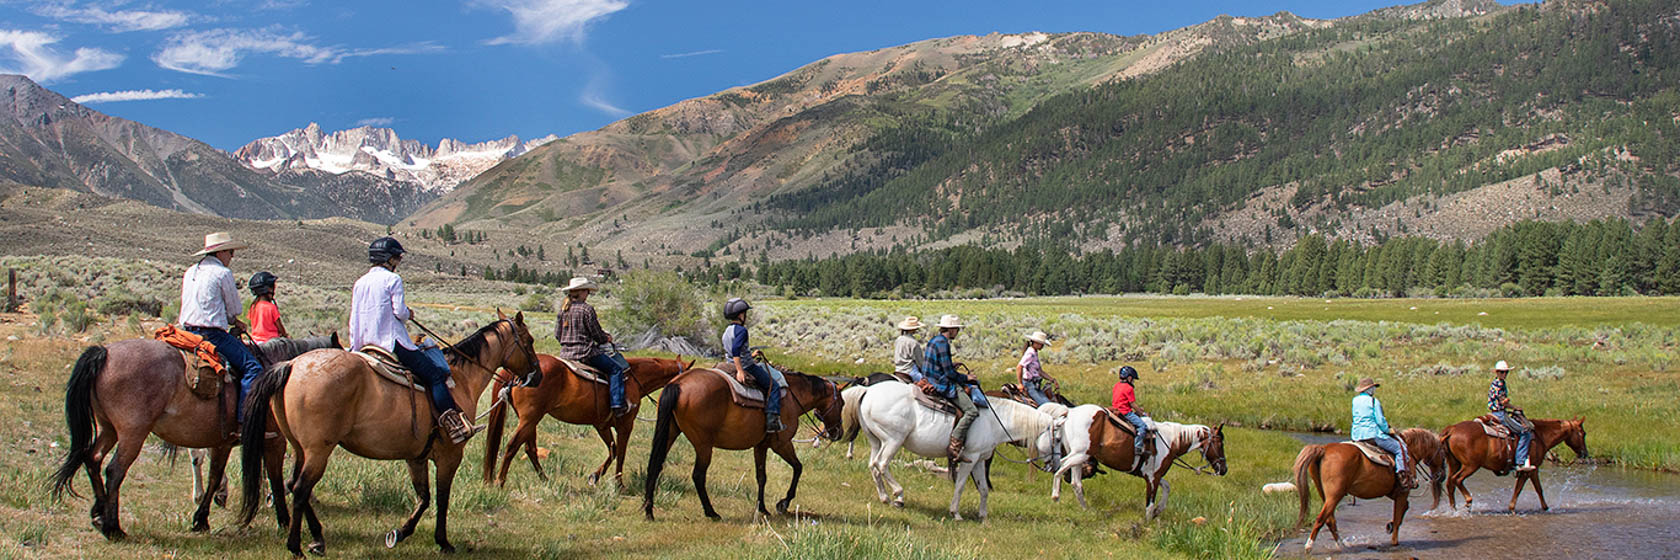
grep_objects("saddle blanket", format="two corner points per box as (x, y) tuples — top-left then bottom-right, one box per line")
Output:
(355, 346), (454, 392)
(1477, 414), (1514, 439)
(558, 358), (608, 385)
(1100, 409), (1156, 438)
(913, 389), (959, 416)
(699, 366), (788, 410)
(1349, 440), (1396, 468)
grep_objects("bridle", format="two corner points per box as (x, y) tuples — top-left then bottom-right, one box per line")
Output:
(411, 318), (540, 421)
(1172, 427), (1226, 475)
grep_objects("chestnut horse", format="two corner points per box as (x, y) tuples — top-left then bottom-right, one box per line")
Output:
(1292, 428), (1446, 553)
(237, 313), (538, 557)
(1439, 416), (1588, 512)
(642, 367), (844, 521)
(481, 353), (693, 487)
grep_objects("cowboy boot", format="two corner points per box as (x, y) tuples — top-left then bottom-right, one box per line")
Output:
(764, 414), (784, 434)
(1398, 469), (1418, 490)
(439, 409), (484, 444)
(947, 436), (965, 462)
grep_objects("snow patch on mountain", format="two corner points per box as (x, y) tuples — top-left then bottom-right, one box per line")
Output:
(233, 123), (556, 192)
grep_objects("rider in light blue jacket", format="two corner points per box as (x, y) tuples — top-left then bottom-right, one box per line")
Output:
(1351, 377), (1415, 489)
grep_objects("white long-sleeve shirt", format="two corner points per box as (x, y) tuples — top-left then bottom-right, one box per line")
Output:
(349, 266), (416, 352)
(179, 256), (240, 330)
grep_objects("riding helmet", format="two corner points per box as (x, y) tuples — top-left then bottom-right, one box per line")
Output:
(368, 237), (407, 264)
(248, 271), (277, 296)
(724, 297), (752, 320)
(1118, 365), (1139, 380)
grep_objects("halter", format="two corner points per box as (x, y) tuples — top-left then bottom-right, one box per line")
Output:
(1172, 428), (1225, 475)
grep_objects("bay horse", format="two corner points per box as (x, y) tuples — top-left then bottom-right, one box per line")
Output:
(984, 381), (1074, 408)
(480, 353), (693, 487)
(641, 367), (844, 521)
(1291, 428), (1446, 553)
(1049, 405), (1228, 519)
(858, 381), (1066, 521)
(48, 331), (316, 539)
(237, 312), (538, 557)
(1439, 416), (1588, 512)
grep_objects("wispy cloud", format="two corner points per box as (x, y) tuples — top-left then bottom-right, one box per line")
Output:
(660, 49), (722, 59)
(153, 28), (443, 76)
(33, 3), (193, 32)
(355, 117), (394, 127)
(0, 30), (122, 83)
(71, 88), (203, 103)
(473, 0), (629, 45)
(580, 91), (628, 116)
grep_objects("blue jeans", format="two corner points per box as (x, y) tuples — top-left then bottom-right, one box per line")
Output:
(1363, 435), (1408, 472)
(585, 353), (629, 409)
(1494, 411), (1533, 465)
(188, 327), (265, 418)
(899, 365), (924, 382)
(393, 344), (459, 414)
(1122, 411), (1150, 452)
(743, 363), (782, 417)
(968, 384), (989, 408)
(1022, 378), (1050, 406)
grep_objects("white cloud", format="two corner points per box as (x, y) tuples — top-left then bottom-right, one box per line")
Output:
(71, 88), (203, 103)
(0, 30), (123, 83)
(660, 49), (722, 59)
(34, 3), (192, 32)
(153, 28), (443, 76)
(355, 117), (394, 127)
(580, 91), (628, 116)
(474, 0), (629, 45)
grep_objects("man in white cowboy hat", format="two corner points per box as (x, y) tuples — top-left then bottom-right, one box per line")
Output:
(179, 232), (265, 425)
(923, 314), (980, 460)
(556, 277), (629, 416)
(1351, 377), (1416, 489)
(1017, 330), (1057, 406)
(892, 316), (927, 381)
(1488, 361), (1537, 472)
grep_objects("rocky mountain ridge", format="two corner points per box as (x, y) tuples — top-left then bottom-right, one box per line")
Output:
(233, 123), (557, 193)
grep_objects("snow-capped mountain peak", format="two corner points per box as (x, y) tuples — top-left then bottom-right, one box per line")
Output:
(233, 124), (556, 192)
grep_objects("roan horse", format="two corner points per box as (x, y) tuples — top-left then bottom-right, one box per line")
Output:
(642, 367), (844, 521)
(1439, 416), (1588, 512)
(1291, 428), (1446, 553)
(48, 331), (327, 539)
(237, 312), (539, 557)
(859, 381), (1066, 521)
(481, 353), (694, 487)
(1050, 405), (1228, 519)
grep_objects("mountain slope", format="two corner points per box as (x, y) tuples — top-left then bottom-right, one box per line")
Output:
(233, 123), (556, 193)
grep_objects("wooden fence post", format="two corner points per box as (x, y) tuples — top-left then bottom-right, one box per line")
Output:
(4, 268), (14, 313)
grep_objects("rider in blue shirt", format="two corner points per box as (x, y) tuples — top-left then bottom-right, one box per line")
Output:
(722, 298), (782, 434)
(1352, 377), (1415, 490)
(1489, 361), (1536, 472)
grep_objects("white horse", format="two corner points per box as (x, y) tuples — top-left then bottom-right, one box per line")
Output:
(1051, 404), (1227, 519)
(859, 381), (1066, 520)
(839, 385), (869, 458)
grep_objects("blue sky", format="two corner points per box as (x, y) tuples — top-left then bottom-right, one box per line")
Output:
(2, 0), (1477, 151)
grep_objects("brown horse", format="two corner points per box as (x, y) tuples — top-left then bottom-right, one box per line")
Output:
(237, 312), (538, 557)
(642, 367), (844, 521)
(1292, 428), (1446, 553)
(481, 353), (693, 487)
(49, 335), (300, 539)
(1439, 416), (1588, 512)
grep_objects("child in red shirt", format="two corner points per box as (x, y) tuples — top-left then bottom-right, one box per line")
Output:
(1111, 366), (1150, 457)
(246, 271), (287, 343)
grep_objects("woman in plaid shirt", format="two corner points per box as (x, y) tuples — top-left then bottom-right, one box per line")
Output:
(555, 277), (628, 417)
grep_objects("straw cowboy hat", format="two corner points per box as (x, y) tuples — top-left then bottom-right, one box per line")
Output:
(1024, 331), (1052, 346)
(1355, 377), (1380, 393)
(896, 316), (924, 331)
(936, 314), (964, 329)
(192, 232), (248, 256)
(561, 277), (599, 292)
(1494, 360), (1511, 371)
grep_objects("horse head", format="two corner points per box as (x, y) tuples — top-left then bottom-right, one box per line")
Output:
(1564, 416), (1589, 460)
(812, 376), (846, 441)
(499, 311), (541, 386)
(1202, 422), (1229, 476)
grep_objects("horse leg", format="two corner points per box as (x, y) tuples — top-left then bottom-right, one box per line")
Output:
(265, 437), (291, 529)
(386, 459), (430, 549)
(288, 448), (331, 558)
(974, 457), (993, 522)
(97, 431), (146, 540)
(949, 460), (976, 521)
(588, 423), (615, 486)
(192, 448), (207, 505)
(499, 413), (545, 486)
(190, 445), (232, 532)
(1388, 496), (1408, 547)
(1050, 450), (1089, 504)
(1143, 477), (1159, 520)
(83, 424), (116, 525)
(1530, 472), (1550, 511)
(1305, 487), (1345, 553)
(864, 429), (889, 503)
(868, 432), (906, 507)
(771, 439), (803, 515)
(1509, 473), (1530, 513)
(432, 453), (463, 553)
(611, 415), (635, 488)
(691, 445), (720, 520)
(753, 446), (771, 518)
(1152, 479), (1172, 520)
(1458, 465), (1478, 509)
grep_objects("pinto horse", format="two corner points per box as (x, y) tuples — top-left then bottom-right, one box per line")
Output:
(237, 312), (538, 557)
(1439, 416), (1588, 512)
(642, 367), (843, 521)
(481, 353), (693, 487)
(1050, 405), (1227, 519)
(1292, 428), (1446, 553)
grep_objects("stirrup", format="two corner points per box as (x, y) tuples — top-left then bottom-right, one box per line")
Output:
(764, 415), (785, 433)
(439, 410), (482, 444)
(947, 437), (965, 462)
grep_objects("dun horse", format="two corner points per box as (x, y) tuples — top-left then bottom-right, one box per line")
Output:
(191, 334), (341, 507)
(237, 312), (538, 557)
(1050, 405), (1228, 519)
(481, 353), (693, 487)
(642, 367), (843, 521)
(1439, 416), (1588, 512)
(1291, 428), (1445, 552)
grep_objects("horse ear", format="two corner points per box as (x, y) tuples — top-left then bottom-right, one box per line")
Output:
(496, 307), (508, 320)
(514, 311), (525, 324)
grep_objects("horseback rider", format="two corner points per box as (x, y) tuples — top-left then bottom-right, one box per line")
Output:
(555, 277), (630, 417)
(892, 316), (926, 382)
(179, 232), (265, 425)
(246, 271), (288, 344)
(1352, 377), (1416, 489)
(1489, 361), (1537, 472)
(722, 298), (783, 433)
(924, 314), (980, 461)
(1017, 330), (1057, 406)
(349, 237), (478, 444)
(1110, 366), (1151, 458)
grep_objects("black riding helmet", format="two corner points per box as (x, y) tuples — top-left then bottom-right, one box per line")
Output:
(248, 271), (277, 297)
(1118, 365), (1139, 380)
(368, 237), (406, 264)
(724, 297), (752, 320)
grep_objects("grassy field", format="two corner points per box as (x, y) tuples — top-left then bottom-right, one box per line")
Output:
(1, 291), (1674, 559)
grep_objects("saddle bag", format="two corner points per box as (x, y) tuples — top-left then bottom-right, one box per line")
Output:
(155, 325), (228, 400)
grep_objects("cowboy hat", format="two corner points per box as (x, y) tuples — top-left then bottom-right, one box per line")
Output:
(1024, 331), (1052, 346)
(193, 232), (248, 256)
(896, 316), (924, 331)
(1494, 360), (1510, 371)
(561, 277), (598, 292)
(1355, 377), (1380, 393)
(936, 314), (964, 329)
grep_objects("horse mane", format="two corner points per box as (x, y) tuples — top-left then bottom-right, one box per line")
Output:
(444, 320), (504, 365)
(1153, 421), (1211, 453)
(988, 398), (1054, 443)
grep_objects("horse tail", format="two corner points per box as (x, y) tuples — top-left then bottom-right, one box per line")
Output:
(1292, 444), (1326, 527)
(643, 383), (682, 518)
(51, 345), (106, 501)
(238, 360), (292, 526)
(481, 377), (511, 484)
(840, 386), (864, 445)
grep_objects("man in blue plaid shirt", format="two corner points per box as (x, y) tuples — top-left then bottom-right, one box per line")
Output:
(924, 315), (979, 461)
(1489, 361), (1536, 472)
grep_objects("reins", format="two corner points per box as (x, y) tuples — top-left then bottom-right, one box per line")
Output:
(409, 317), (537, 422)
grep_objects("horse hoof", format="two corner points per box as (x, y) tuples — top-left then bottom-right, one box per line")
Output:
(892, 501), (904, 509)
(438, 543), (455, 554)
(307, 543), (325, 556)
(705, 513), (722, 521)
(102, 528), (127, 541)
(192, 521), (211, 533)
(587, 473), (600, 486)
(776, 499), (792, 514)
(385, 529), (404, 549)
